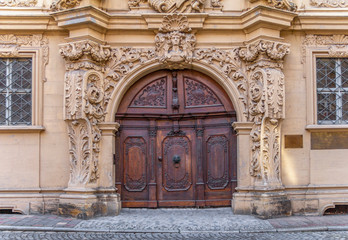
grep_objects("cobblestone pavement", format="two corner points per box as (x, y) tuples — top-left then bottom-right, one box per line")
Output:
(76, 208), (274, 232)
(2, 208), (348, 239)
(1, 231), (348, 239)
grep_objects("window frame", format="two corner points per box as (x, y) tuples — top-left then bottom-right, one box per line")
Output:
(0, 48), (44, 132)
(315, 57), (348, 125)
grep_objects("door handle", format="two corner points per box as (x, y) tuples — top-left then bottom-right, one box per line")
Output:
(158, 156), (162, 162)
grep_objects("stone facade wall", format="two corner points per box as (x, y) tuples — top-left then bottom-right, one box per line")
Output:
(0, 0), (347, 218)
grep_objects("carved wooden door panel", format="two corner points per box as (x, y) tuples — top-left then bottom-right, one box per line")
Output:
(156, 125), (196, 207)
(115, 70), (237, 208)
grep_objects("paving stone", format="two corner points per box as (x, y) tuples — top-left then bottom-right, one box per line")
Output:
(2, 231), (348, 240)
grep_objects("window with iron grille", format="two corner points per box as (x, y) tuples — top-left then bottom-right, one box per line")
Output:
(0, 58), (32, 125)
(316, 58), (348, 124)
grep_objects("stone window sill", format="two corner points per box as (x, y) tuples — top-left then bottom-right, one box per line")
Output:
(306, 125), (348, 132)
(0, 126), (45, 133)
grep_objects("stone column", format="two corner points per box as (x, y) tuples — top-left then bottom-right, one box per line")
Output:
(58, 40), (120, 219)
(233, 40), (291, 218)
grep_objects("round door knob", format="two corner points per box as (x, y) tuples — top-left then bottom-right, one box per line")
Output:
(158, 156), (162, 161)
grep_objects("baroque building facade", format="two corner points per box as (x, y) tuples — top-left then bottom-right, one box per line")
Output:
(0, 0), (347, 219)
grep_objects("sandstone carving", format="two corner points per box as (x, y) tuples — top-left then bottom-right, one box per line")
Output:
(61, 40), (112, 186)
(261, 118), (281, 187)
(211, 0), (222, 7)
(239, 40), (287, 186)
(302, 34), (348, 63)
(0, 34), (49, 78)
(0, 0), (37, 7)
(129, 0), (205, 13)
(266, 0), (297, 11)
(51, 0), (82, 11)
(155, 14), (196, 69)
(60, 40), (111, 63)
(59, 12), (289, 189)
(310, 0), (348, 7)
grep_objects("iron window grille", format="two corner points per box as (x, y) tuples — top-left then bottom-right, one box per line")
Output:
(316, 58), (348, 125)
(0, 58), (32, 125)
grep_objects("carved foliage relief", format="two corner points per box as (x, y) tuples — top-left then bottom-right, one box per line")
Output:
(129, 0), (205, 13)
(184, 78), (221, 107)
(130, 78), (167, 107)
(310, 0), (348, 7)
(0, 0), (37, 7)
(60, 13), (289, 188)
(50, 0), (82, 11)
(60, 40), (112, 186)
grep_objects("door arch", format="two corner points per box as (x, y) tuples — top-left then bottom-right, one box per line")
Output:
(115, 70), (237, 207)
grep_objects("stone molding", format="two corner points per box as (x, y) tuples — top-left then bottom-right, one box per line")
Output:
(51, 0), (83, 11)
(310, 0), (348, 7)
(302, 34), (348, 63)
(0, 0), (37, 7)
(0, 34), (48, 66)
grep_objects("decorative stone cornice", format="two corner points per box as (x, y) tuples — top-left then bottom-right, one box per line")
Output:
(60, 40), (111, 64)
(310, 0), (348, 7)
(50, 0), (82, 11)
(0, 0), (37, 7)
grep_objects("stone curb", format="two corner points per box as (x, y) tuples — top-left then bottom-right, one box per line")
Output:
(1, 225), (348, 234)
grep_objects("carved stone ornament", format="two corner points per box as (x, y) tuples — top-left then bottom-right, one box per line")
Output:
(155, 14), (196, 69)
(310, 0), (348, 7)
(0, 34), (49, 80)
(211, 0), (222, 7)
(266, 0), (297, 11)
(302, 34), (348, 63)
(0, 0), (37, 7)
(61, 25), (289, 188)
(60, 40), (114, 187)
(129, 0), (206, 13)
(60, 40), (111, 64)
(50, 0), (82, 11)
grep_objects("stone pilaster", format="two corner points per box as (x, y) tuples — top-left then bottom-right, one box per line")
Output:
(233, 40), (291, 218)
(58, 40), (120, 219)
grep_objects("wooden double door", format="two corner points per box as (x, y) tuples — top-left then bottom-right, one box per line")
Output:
(115, 70), (237, 208)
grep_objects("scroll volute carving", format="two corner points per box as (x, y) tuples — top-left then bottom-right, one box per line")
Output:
(239, 40), (288, 187)
(60, 40), (113, 187)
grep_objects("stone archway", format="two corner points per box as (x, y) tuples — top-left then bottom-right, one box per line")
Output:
(58, 14), (291, 219)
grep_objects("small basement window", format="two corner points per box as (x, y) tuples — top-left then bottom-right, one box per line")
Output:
(324, 205), (348, 215)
